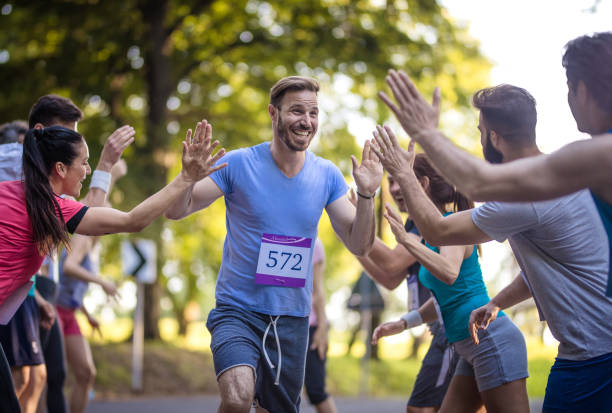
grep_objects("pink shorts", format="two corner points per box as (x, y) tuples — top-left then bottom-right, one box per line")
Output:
(56, 305), (82, 336)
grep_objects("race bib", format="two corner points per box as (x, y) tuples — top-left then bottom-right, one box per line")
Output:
(255, 234), (312, 287)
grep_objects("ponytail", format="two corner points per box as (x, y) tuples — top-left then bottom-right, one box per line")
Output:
(22, 126), (82, 255)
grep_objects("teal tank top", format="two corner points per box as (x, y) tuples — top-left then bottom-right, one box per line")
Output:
(591, 192), (612, 297)
(418, 219), (503, 342)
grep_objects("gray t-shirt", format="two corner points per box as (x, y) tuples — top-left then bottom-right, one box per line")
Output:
(472, 190), (612, 360)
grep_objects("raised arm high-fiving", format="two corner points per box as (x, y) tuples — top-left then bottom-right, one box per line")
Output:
(73, 119), (226, 236)
(378, 70), (440, 140)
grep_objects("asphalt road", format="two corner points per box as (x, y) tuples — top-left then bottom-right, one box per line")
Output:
(87, 395), (544, 412)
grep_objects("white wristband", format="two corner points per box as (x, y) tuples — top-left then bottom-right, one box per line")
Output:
(90, 170), (111, 193)
(400, 310), (423, 329)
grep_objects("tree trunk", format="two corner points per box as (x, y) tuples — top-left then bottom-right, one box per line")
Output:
(140, 0), (171, 340)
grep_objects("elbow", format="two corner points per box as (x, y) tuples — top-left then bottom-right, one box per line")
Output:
(164, 209), (183, 220)
(351, 244), (371, 257)
(422, 231), (446, 247)
(125, 213), (148, 233)
(442, 273), (459, 286)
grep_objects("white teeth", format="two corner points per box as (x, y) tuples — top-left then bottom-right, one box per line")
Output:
(293, 130), (310, 137)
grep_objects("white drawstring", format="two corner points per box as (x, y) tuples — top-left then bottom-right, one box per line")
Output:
(262, 315), (282, 386)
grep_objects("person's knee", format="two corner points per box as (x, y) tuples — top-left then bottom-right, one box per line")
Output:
(218, 366), (255, 412)
(31, 365), (47, 388)
(73, 363), (96, 386)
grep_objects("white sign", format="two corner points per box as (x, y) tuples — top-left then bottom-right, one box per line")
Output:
(121, 239), (156, 284)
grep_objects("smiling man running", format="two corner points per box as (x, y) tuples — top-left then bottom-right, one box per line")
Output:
(166, 76), (382, 413)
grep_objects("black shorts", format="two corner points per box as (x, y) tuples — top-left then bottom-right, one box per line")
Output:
(0, 296), (44, 367)
(304, 325), (329, 405)
(408, 322), (457, 408)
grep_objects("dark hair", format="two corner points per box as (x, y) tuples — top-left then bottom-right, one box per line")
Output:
(22, 126), (83, 254)
(28, 95), (83, 128)
(0, 120), (28, 144)
(270, 76), (320, 107)
(472, 84), (537, 145)
(563, 32), (612, 113)
(413, 154), (474, 213)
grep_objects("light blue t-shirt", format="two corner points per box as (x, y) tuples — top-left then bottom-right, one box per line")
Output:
(209, 142), (349, 316)
(418, 229), (495, 343)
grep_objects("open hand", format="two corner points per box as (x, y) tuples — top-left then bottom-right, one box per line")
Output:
(310, 325), (329, 360)
(468, 301), (500, 345)
(38, 300), (56, 330)
(384, 203), (410, 244)
(370, 125), (416, 178)
(371, 319), (406, 346)
(100, 279), (121, 302)
(98, 126), (136, 171)
(86, 314), (102, 338)
(378, 70), (440, 141)
(180, 119), (227, 183)
(351, 140), (383, 198)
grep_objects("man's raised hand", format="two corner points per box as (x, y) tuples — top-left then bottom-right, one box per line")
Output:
(351, 140), (383, 198)
(180, 119), (227, 183)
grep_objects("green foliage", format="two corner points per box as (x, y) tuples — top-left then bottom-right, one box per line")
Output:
(0, 0), (491, 334)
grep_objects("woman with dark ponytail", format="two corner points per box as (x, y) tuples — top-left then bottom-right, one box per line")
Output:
(0, 120), (225, 409)
(371, 126), (529, 413)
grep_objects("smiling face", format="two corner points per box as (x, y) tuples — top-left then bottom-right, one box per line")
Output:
(272, 89), (319, 152)
(60, 139), (91, 198)
(387, 175), (408, 212)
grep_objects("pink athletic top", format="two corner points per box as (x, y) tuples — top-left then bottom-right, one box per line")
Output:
(0, 181), (87, 306)
(308, 238), (325, 326)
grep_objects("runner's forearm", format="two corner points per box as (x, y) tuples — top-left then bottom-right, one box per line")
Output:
(490, 274), (532, 310)
(346, 195), (376, 255)
(414, 129), (491, 200)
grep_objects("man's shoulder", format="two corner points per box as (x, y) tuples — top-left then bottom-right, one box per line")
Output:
(307, 151), (340, 172)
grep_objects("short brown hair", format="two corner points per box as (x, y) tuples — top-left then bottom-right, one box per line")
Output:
(270, 76), (320, 107)
(28, 95), (83, 128)
(563, 32), (612, 113)
(472, 84), (537, 145)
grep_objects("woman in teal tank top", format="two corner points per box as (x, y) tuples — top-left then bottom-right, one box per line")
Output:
(372, 155), (529, 413)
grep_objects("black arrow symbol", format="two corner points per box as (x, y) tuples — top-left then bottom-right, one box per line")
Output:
(130, 241), (147, 277)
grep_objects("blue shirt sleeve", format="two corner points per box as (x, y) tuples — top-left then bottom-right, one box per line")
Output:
(326, 162), (349, 206)
(209, 148), (242, 195)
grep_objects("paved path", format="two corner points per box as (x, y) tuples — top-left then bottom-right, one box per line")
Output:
(87, 395), (543, 412)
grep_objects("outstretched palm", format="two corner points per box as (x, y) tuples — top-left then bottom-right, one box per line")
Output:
(352, 140), (383, 196)
(181, 119), (227, 183)
(370, 125), (416, 179)
(378, 69), (441, 139)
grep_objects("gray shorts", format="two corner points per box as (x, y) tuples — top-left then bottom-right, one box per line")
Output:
(453, 316), (528, 392)
(408, 321), (457, 407)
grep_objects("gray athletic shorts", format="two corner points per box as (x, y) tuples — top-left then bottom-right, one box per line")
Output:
(408, 322), (458, 407)
(453, 316), (528, 392)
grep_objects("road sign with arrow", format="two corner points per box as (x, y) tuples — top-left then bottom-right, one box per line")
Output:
(121, 239), (156, 284)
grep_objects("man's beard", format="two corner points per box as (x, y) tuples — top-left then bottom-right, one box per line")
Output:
(483, 130), (504, 164)
(276, 114), (311, 152)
